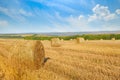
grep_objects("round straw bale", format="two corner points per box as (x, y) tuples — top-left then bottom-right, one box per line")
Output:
(0, 40), (45, 69)
(51, 38), (61, 47)
(76, 37), (85, 43)
(33, 41), (45, 69)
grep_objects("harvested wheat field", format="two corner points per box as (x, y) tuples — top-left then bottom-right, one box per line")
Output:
(0, 39), (120, 80)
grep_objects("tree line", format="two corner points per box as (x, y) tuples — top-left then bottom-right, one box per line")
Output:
(23, 34), (120, 40)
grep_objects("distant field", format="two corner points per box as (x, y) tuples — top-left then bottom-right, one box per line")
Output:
(0, 39), (120, 80)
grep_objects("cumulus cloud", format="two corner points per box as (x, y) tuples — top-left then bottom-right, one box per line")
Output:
(116, 9), (120, 14)
(88, 4), (116, 21)
(0, 20), (8, 26)
(92, 4), (110, 16)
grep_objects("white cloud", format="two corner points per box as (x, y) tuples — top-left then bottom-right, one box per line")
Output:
(0, 20), (8, 26)
(92, 4), (110, 16)
(19, 9), (33, 16)
(0, 7), (25, 21)
(63, 15), (98, 31)
(88, 4), (116, 21)
(104, 13), (116, 21)
(88, 14), (97, 22)
(116, 9), (120, 14)
(44, 12), (91, 32)
(31, 0), (76, 13)
(78, 15), (84, 20)
(0, 7), (8, 15)
(67, 15), (88, 28)
(46, 2), (75, 13)
(0, 7), (33, 22)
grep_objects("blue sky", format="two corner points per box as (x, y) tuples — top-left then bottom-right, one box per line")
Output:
(0, 0), (120, 33)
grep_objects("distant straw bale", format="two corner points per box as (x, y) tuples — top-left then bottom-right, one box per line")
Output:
(111, 38), (115, 41)
(51, 38), (61, 47)
(86, 39), (88, 41)
(76, 37), (85, 43)
(61, 39), (64, 41)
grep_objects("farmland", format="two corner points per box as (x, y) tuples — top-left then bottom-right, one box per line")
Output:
(0, 39), (120, 80)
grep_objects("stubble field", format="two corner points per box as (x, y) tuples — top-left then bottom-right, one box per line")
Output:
(0, 39), (120, 80)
